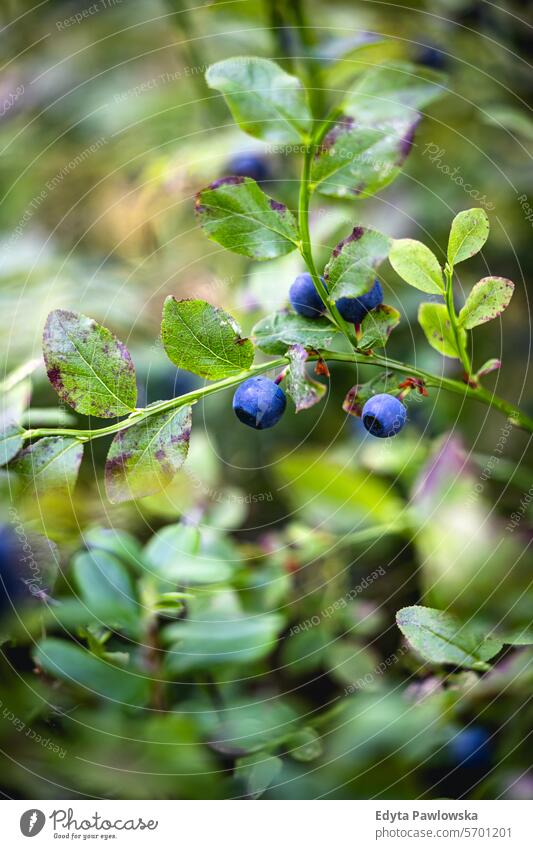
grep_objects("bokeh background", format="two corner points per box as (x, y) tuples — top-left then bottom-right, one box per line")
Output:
(0, 0), (531, 800)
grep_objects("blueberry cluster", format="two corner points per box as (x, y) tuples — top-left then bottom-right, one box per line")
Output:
(232, 273), (407, 437)
(289, 271), (383, 326)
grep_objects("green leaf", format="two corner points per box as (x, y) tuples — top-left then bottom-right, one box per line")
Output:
(84, 527), (145, 574)
(33, 638), (149, 704)
(11, 436), (83, 495)
(418, 302), (466, 359)
(0, 420), (24, 466)
(324, 226), (391, 299)
(253, 311), (345, 356)
(396, 605), (503, 670)
(325, 62), (445, 199)
(164, 610), (284, 672)
(43, 310), (137, 418)
(205, 56), (312, 143)
(144, 523), (236, 585)
(236, 753), (283, 799)
(72, 550), (138, 630)
(162, 298), (254, 379)
(447, 208), (489, 266)
(389, 239), (444, 294)
(313, 116), (421, 199)
(286, 345), (326, 412)
(310, 116), (383, 196)
(195, 177), (298, 260)
(358, 304), (400, 349)
(105, 406), (192, 504)
(343, 62), (446, 122)
(458, 276), (514, 329)
(287, 727), (323, 762)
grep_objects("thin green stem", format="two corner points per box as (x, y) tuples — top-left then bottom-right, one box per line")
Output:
(298, 144), (356, 348)
(445, 264), (472, 377)
(20, 349), (533, 445)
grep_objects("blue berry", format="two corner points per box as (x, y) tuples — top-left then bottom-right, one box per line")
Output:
(227, 153), (271, 183)
(335, 279), (383, 324)
(233, 376), (286, 429)
(0, 525), (24, 618)
(417, 44), (448, 70)
(448, 727), (491, 767)
(289, 272), (327, 318)
(361, 393), (406, 438)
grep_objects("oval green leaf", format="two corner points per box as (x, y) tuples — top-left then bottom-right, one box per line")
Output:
(43, 310), (137, 418)
(195, 176), (298, 260)
(33, 638), (149, 704)
(205, 56), (312, 144)
(396, 605), (503, 670)
(389, 238), (444, 294)
(253, 311), (345, 356)
(447, 208), (489, 266)
(162, 298), (254, 379)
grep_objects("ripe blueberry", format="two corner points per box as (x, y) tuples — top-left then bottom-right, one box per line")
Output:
(289, 272), (327, 318)
(0, 525), (24, 618)
(417, 44), (448, 70)
(448, 726), (491, 767)
(233, 376), (286, 429)
(226, 153), (271, 183)
(361, 393), (406, 438)
(335, 279), (383, 325)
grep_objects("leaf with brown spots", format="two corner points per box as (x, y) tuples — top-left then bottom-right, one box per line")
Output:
(286, 345), (326, 412)
(458, 276), (514, 329)
(11, 436), (83, 496)
(324, 226), (391, 299)
(105, 406), (192, 504)
(195, 177), (298, 260)
(162, 298), (254, 379)
(358, 304), (400, 350)
(43, 310), (137, 418)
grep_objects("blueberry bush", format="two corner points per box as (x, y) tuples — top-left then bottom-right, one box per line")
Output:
(0, 0), (532, 802)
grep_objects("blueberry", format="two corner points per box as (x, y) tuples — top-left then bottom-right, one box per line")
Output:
(233, 376), (286, 429)
(289, 272), (327, 318)
(417, 44), (448, 71)
(0, 525), (25, 618)
(335, 279), (383, 324)
(448, 727), (491, 768)
(226, 153), (271, 184)
(361, 393), (406, 438)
